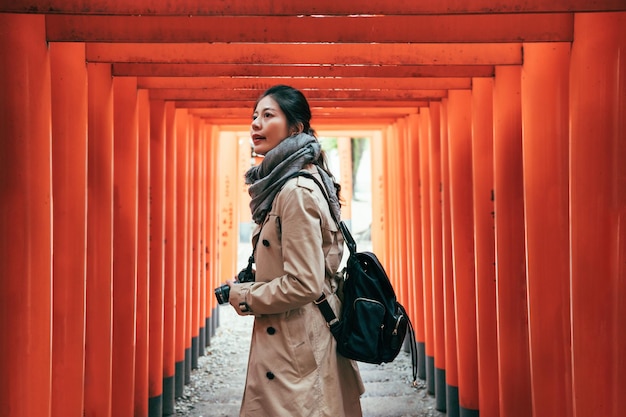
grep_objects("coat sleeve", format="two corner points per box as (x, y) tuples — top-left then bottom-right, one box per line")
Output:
(229, 183), (326, 315)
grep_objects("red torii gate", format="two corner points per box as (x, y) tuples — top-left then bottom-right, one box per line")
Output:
(0, 2), (625, 417)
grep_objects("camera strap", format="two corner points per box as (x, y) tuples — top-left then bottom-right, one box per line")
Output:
(244, 254), (254, 276)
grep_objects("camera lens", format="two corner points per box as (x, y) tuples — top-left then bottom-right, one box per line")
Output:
(214, 284), (230, 305)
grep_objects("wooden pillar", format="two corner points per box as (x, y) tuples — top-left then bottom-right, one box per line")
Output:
(401, 124), (414, 311)
(148, 99), (166, 417)
(394, 119), (409, 311)
(471, 77), (499, 417)
(50, 41), (88, 417)
(398, 120), (411, 319)
(197, 123), (207, 356)
(522, 42), (573, 417)
(0, 13), (53, 417)
(238, 132), (252, 244)
(189, 117), (200, 371)
(419, 108), (436, 394)
(428, 102), (447, 412)
(162, 102), (177, 415)
(385, 125), (396, 314)
(183, 117), (194, 383)
(135, 88), (150, 417)
(111, 76), (139, 417)
(447, 90), (479, 417)
(206, 126), (214, 347)
(370, 130), (387, 265)
(402, 114), (426, 379)
(207, 125), (221, 339)
(174, 108), (189, 396)
(217, 132), (240, 284)
(440, 97), (459, 417)
(569, 12), (626, 417)
(337, 137), (353, 225)
(406, 114), (426, 380)
(402, 119), (417, 353)
(85, 62), (114, 417)
(383, 125), (399, 297)
(493, 65), (533, 417)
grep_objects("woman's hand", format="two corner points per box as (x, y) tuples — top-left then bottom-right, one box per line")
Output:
(228, 281), (254, 316)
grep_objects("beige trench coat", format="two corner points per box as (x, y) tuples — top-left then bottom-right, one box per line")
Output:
(229, 166), (364, 417)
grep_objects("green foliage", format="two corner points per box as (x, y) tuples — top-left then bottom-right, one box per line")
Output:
(319, 136), (369, 199)
(351, 137), (368, 196)
(319, 137), (338, 151)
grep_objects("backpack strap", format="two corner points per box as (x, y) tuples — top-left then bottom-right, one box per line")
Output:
(314, 293), (340, 331)
(243, 170), (346, 329)
(339, 220), (357, 256)
(297, 172), (419, 385)
(399, 303), (419, 385)
(288, 171), (356, 252)
(286, 171), (347, 330)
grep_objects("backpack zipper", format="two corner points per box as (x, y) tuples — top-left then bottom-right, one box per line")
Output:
(392, 314), (404, 335)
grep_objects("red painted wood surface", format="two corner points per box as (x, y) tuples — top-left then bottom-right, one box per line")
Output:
(189, 117), (200, 369)
(45, 14), (574, 43)
(175, 109), (190, 392)
(149, 99), (167, 406)
(395, 118), (410, 309)
(85, 62), (114, 417)
(404, 115), (425, 373)
(522, 42), (573, 417)
(0, 14), (53, 417)
(492, 65), (533, 417)
(428, 102), (447, 409)
(470, 77), (500, 417)
(50, 41), (88, 417)
(370, 131), (388, 280)
(5, 0), (625, 15)
(114, 63), (496, 79)
(569, 12), (626, 417)
(440, 97), (460, 414)
(197, 123), (207, 352)
(205, 125), (219, 343)
(418, 108), (435, 393)
(85, 43), (523, 66)
(135, 89), (151, 417)
(163, 101), (178, 413)
(111, 75), (139, 417)
(447, 90), (479, 412)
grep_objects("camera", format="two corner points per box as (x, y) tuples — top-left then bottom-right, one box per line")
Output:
(214, 260), (255, 305)
(214, 284), (231, 305)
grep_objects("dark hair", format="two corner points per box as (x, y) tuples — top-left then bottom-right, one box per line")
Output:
(256, 84), (314, 136)
(257, 85), (341, 202)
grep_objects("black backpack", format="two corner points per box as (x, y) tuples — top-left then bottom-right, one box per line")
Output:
(299, 172), (418, 383)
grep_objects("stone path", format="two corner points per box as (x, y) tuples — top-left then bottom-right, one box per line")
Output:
(174, 304), (444, 417)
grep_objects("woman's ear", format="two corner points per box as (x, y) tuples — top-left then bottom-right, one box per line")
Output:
(289, 123), (303, 136)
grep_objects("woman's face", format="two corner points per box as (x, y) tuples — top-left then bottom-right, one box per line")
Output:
(250, 95), (291, 155)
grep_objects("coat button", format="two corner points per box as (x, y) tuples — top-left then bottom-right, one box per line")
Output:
(266, 371), (275, 380)
(267, 327), (276, 335)
(262, 239), (270, 247)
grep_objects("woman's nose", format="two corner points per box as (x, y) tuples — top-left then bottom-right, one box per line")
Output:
(251, 116), (260, 130)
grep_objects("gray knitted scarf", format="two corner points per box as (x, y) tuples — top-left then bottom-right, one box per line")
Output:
(245, 133), (341, 224)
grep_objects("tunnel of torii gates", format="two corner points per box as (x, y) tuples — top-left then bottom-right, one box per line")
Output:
(0, 2), (625, 417)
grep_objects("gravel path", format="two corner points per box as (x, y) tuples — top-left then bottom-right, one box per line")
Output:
(174, 304), (445, 417)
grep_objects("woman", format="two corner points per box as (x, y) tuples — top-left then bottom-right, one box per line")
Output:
(226, 85), (364, 417)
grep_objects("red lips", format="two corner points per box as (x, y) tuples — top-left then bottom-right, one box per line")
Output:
(251, 134), (265, 144)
